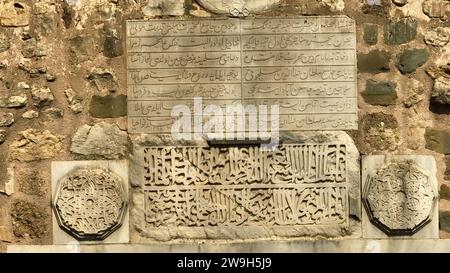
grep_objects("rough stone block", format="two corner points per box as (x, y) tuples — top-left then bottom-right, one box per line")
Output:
(196, 0), (281, 16)
(31, 87), (54, 108)
(440, 183), (450, 199)
(423, 0), (448, 19)
(0, 95), (27, 108)
(440, 211), (450, 232)
(0, 226), (12, 243)
(358, 112), (400, 153)
(11, 200), (49, 239)
(103, 28), (123, 58)
(70, 122), (130, 160)
(424, 27), (450, 47)
(431, 77), (450, 105)
(425, 128), (450, 154)
(0, 112), (14, 127)
(0, 1), (30, 27)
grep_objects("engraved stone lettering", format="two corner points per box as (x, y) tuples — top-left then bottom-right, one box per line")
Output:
(127, 17), (357, 134)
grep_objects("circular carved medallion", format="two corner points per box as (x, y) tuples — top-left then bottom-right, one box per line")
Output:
(363, 161), (436, 236)
(53, 167), (127, 240)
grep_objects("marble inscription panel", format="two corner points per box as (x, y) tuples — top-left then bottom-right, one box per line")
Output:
(141, 144), (348, 229)
(127, 17), (357, 134)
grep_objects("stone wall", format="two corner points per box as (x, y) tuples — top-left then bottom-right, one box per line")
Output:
(1, 0), (450, 249)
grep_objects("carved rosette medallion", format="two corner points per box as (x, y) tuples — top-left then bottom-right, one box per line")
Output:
(363, 161), (436, 236)
(53, 167), (127, 240)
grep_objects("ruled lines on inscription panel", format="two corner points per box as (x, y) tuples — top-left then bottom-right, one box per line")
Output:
(127, 17), (357, 134)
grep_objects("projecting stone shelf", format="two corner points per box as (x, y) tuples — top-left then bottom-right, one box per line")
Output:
(8, 239), (450, 253)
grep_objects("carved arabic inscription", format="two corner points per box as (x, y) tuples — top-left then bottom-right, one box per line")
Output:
(127, 17), (357, 134)
(143, 144), (348, 227)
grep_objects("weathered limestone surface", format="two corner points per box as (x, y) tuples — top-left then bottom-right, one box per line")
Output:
(358, 113), (401, 153)
(9, 129), (64, 162)
(9, 239), (450, 253)
(424, 27), (450, 47)
(31, 87), (54, 108)
(142, 0), (185, 17)
(0, 95), (27, 108)
(196, 0), (281, 16)
(51, 161), (129, 244)
(130, 131), (361, 242)
(70, 122), (130, 159)
(64, 89), (83, 114)
(357, 50), (391, 73)
(362, 155), (438, 239)
(11, 200), (49, 239)
(384, 18), (417, 45)
(362, 80), (397, 105)
(0, 1), (30, 27)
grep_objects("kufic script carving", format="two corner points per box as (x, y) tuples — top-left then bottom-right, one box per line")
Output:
(142, 144), (349, 227)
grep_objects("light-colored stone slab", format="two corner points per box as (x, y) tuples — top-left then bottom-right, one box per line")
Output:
(126, 17), (357, 134)
(9, 239), (450, 253)
(362, 155), (439, 239)
(196, 0), (281, 17)
(130, 131), (361, 242)
(0, 226), (12, 243)
(51, 160), (130, 244)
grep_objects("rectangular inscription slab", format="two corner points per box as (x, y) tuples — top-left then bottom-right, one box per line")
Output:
(130, 143), (350, 241)
(127, 17), (357, 134)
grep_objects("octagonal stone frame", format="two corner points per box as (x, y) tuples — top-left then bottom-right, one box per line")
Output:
(363, 167), (435, 236)
(51, 160), (130, 245)
(53, 167), (127, 241)
(361, 155), (439, 239)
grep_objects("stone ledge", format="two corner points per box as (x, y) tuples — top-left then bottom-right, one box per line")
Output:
(7, 239), (450, 253)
